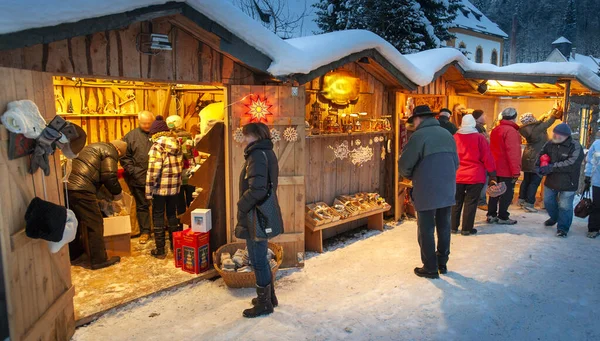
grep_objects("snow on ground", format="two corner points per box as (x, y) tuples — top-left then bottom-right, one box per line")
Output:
(73, 207), (600, 341)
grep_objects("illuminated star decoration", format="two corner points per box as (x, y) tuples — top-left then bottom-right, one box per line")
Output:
(244, 94), (272, 123)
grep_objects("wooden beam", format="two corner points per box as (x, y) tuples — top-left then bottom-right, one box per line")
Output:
(21, 286), (75, 341)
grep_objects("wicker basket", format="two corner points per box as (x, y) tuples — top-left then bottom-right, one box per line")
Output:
(213, 242), (283, 288)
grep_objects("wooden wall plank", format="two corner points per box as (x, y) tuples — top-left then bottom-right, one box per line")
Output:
(175, 29), (199, 82)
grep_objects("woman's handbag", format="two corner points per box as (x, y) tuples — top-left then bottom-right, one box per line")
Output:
(575, 188), (593, 218)
(251, 151), (284, 240)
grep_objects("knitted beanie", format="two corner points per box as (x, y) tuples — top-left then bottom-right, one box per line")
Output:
(25, 197), (67, 242)
(501, 107), (517, 120)
(553, 123), (572, 136)
(461, 114), (476, 128)
(519, 113), (537, 125)
(472, 109), (484, 120)
(149, 116), (170, 135)
(439, 108), (452, 116)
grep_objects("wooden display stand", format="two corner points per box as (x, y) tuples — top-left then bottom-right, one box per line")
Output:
(305, 206), (390, 253)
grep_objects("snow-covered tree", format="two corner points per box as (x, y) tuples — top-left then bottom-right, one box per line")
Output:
(562, 0), (577, 43)
(232, 0), (311, 38)
(313, 0), (460, 54)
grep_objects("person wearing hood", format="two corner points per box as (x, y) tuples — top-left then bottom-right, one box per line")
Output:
(518, 104), (563, 213)
(399, 105), (458, 279)
(166, 115), (198, 224)
(68, 140), (127, 270)
(236, 123), (280, 318)
(584, 139), (600, 239)
(487, 108), (522, 225)
(145, 116), (183, 258)
(452, 115), (497, 236)
(437, 107), (458, 135)
(536, 123), (583, 238)
(472, 109), (490, 210)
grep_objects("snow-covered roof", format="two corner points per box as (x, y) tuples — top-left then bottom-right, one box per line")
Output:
(1, 0), (599, 93)
(552, 36), (572, 45)
(452, 0), (508, 38)
(546, 48), (600, 74)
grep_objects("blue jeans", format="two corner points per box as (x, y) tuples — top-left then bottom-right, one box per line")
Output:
(543, 186), (576, 233)
(246, 239), (272, 287)
(519, 172), (542, 205)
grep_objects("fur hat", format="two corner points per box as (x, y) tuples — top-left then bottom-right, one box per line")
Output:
(472, 109), (484, 120)
(553, 123), (572, 136)
(501, 107), (518, 120)
(25, 197), (67, 242)
(149, 115), (170, 135)
(519, 113), (537, 125)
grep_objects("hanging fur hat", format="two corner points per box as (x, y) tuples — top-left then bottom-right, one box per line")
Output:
(25, 197), (67, 242)
(47, 209), (77, 253)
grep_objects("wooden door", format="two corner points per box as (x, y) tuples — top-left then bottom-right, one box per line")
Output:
(0, 67), (75, 341)
(228, 85), (306, 267)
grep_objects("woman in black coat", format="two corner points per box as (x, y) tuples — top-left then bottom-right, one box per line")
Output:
(236, 122), (280, 318)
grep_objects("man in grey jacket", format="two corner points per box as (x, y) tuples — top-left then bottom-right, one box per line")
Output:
(121, 111), (155, 243)
(399, 105), (459, 279)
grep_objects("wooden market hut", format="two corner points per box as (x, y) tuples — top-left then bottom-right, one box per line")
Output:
(0, 1), (307, 338)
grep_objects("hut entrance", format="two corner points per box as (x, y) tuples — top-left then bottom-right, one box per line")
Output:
(53, 76), (228, 323)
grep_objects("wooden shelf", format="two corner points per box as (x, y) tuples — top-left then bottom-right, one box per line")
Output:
(306, 205), (391, 232)
(305, 131), (392, 139)
(59, 113), (139, 118)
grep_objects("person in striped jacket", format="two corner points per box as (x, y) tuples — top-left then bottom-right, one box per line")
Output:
(145, 116), (183, 259)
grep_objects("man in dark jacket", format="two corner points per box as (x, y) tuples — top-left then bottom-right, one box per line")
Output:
(518, 105), (563, 212)
(537, 123), (583, 238)
(121, 111), (155, 243)
(68, 140), (127, 270)
(399, 105), (459, 279)
(487, 108), (522, 225)
(438, 107), (458, 135)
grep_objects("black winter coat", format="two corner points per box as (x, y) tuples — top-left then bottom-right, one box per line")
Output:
(519, 116), (556, 172)
(120, 127), (152, 187)
(68, 142), (122, 195)
(236, 139), (279, 235)
(536, 137), (583, 192)
(438, 116), (458, 135)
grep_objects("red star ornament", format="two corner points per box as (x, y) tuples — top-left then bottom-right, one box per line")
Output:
(244, 94), (272, 123)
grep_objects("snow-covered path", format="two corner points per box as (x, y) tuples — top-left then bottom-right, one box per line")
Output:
(73, 208), (600, 341)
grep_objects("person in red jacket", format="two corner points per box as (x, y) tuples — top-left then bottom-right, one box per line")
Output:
(452, 114), (497, 235)
(487, 108), (522, 225)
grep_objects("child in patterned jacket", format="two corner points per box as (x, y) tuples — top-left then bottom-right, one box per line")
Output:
(146, 116), (183, 258)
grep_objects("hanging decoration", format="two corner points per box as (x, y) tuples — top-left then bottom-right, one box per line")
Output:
(369, 138), (373, 145)
(355, 139), (361, 146)
(329, 141), (350, 160)
(350, 146), (373, 166)
(283, 126), (298, 142)
(381, 146), (386, 160)
(244, 94), (272, 123)
(270, 128), (281, 143)
(233, 127), (245, 144)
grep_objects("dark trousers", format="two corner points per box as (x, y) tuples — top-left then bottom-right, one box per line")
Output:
(176, 184), (196, 216)
(417, 206), (451, 272)
(68, 190), (107, 265)
(152, 194), (179, 250)
(246, 238), (272, 287)
(518, 172), (542, 205)
(452, 183), (484, 232)
(487, 176), (516, 220)
(129, 185), (151, 235)
(589, 186), (600, 232)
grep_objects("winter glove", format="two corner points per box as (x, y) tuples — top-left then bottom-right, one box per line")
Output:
(585, 176), (592, 189)
(488, 176), (497, 186)
(30, 126), (62, 175)
(537, 165), (553, 176)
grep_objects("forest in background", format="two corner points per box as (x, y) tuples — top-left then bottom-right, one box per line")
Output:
(472, 0), (600, 62)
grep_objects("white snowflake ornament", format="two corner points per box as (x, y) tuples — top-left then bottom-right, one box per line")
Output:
(350, 146), (373, 166)
(233, 127), (244, 144)
(329, 141), (350, 160)
(355, 139), (361, 146)
(283, 127), (298, 142)
(270, 128), (281, 143)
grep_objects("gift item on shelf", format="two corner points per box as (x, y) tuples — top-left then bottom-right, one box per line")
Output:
(191, 208), (212, 233)
(305, 202), (341, 226)
(173, 230), (184, 268)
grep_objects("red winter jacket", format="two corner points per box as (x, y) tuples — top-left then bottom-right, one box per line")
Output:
(454, 132), (496, 184)
(490, 120), (522, 177)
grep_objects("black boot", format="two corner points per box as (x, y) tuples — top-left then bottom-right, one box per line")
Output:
(151, 225), (167, 259)
(91, 256), (120, 270)
(252, 283), (278, 307)
(168, 226), (177, 251)
(414, 267), (439, 279)
(167, 218), (181, 251)
(243, 285), (274, 318)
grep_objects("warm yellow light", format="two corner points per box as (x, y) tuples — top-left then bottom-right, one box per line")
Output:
(199, 102), (224, 134)
(322, 70), (360, 105)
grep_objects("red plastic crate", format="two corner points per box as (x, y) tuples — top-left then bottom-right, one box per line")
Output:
(181, 229), (210, 274)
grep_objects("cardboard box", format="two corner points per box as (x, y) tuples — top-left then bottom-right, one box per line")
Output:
(181, 229), (210, 274)
(173, 230), (184, 268)
(103, 192), (132, 257)
(191, 208), (212, 233)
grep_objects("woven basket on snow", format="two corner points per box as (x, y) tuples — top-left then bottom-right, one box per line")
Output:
(213, 242), (283, 288)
